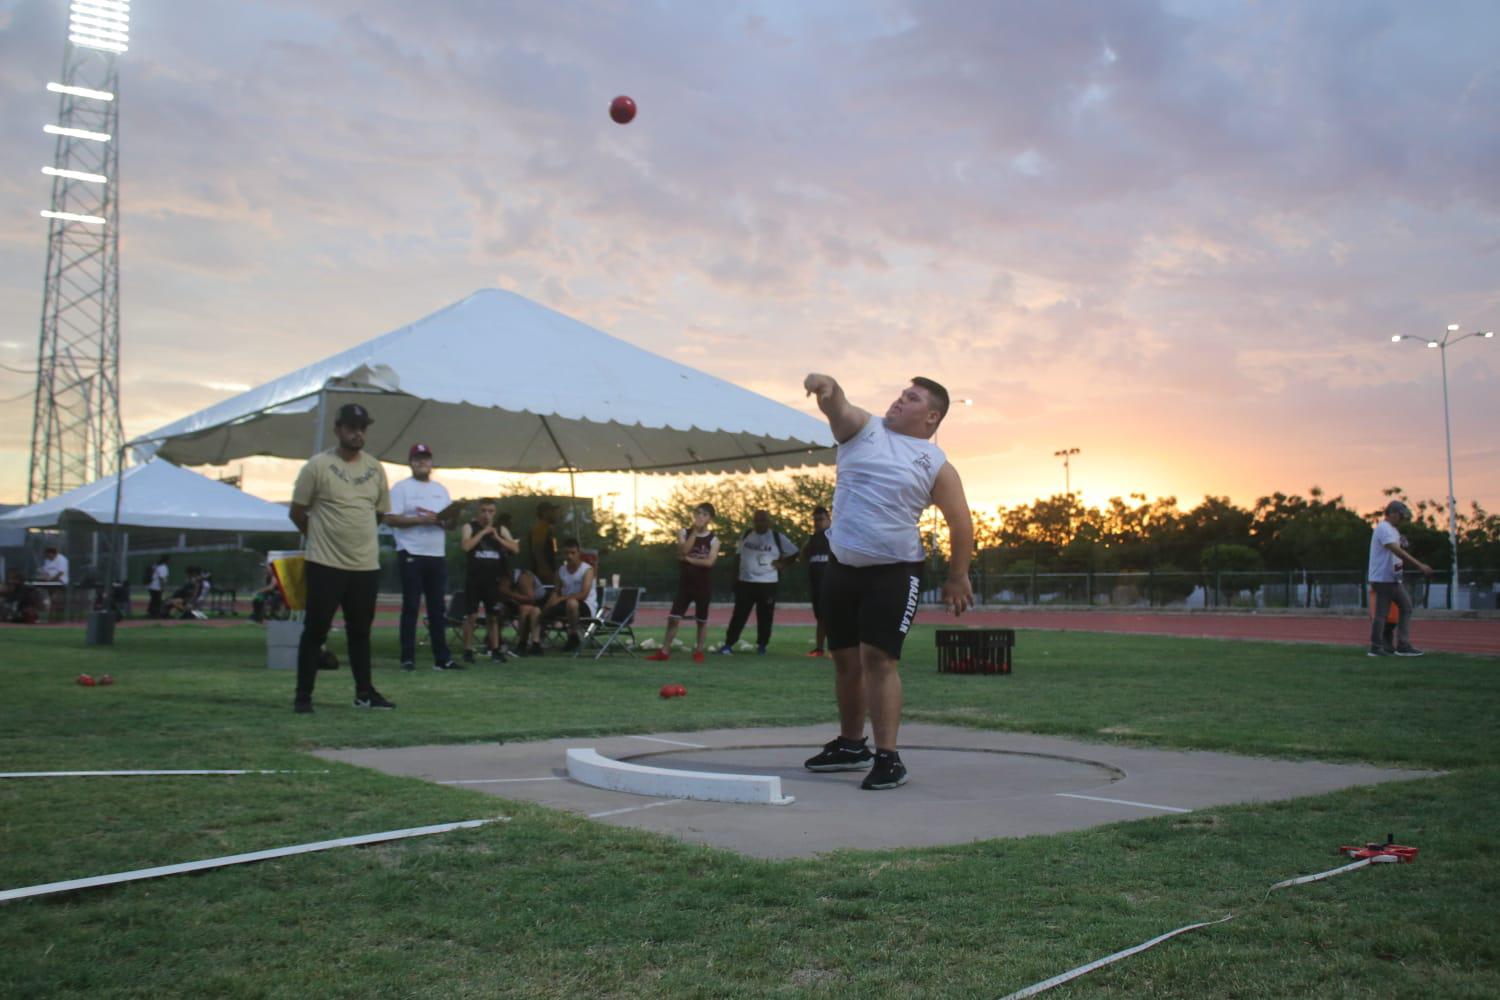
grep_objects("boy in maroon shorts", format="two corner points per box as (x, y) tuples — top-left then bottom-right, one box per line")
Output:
(646, 503), (721, 663)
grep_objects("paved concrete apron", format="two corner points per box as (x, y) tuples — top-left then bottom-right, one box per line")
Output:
(316, 724), (1436, 859)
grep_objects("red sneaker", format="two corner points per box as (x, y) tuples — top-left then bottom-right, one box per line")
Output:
(645, 650), (671, 662)
(807, 649), (825, 657)
(692, 650), (705, 663)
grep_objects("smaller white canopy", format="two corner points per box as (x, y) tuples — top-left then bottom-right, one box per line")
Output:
(0, 461), (294, 533)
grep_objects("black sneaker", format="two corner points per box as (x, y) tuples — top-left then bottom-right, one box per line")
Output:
(1394, 644), (1425, 657)
(513, 644), (528, 658)
(564, 633), (581, 652)
(529, 643), (544, 657)
(353, 690), (396, 710)
(1367, 645), (1392, 657)
(434, 659), (465, 671)
(293, 700), (314, 714)
(804, 736), (874, 772)
(462, 649), (476, 665)
(861, 751), (909, 790)
(400, 660), (416, 672)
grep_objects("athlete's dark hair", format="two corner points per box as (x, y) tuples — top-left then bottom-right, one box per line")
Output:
(812, 506), (829, 517)
(479, 497), (496, 507)
(561, 537), (581, 549)
(695, 502), (716, 518)
(910, 377), (950, 420)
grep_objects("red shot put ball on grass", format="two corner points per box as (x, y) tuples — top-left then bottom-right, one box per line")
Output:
(659, 683), (676, 699)
(609, 95), (636, 124)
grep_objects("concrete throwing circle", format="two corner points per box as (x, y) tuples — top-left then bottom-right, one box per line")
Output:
(616, 744), (1125, 803)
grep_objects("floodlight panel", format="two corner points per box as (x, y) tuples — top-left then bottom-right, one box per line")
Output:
(70, 34), (129, 53)
(48, 82), (115, 101)
(44, 124), (112, 141)
(41, 209), (107, 225)
(43, 166), (109, 183)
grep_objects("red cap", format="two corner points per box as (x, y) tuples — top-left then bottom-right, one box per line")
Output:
(408, 443), (433, 460)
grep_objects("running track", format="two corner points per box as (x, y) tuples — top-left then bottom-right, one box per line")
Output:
(20, 604), (1498, 656)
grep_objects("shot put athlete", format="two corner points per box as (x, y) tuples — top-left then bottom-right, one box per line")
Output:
(801, 374), (974, 789)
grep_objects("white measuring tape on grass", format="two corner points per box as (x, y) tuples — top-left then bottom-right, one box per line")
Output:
(998, 856), (1403, 999)
(0, 817), (508, 904)
(0, 769), (329, 779)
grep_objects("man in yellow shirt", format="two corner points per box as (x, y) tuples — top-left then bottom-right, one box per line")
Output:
(288, 403), (393, 713)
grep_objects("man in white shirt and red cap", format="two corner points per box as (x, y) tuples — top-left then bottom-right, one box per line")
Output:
(799, 375), (974, 790)
(386, 443), (460, 672)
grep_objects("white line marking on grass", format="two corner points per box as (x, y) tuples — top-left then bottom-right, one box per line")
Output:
(0, 769), (329, 779)
(588, 799), (683, 819)
(437, 776), (564, 786)
(625, 735), (708, 748)
(0, 818), (508, 904)
(1055, 793), (1191, 814)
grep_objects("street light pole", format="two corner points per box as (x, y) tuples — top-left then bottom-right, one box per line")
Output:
(1392, 324), (1494, 609)
(1053, 447), (1080, 497)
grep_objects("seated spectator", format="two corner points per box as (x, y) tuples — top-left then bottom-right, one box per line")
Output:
(164, 566), (208, 620)
(498, 566), (545, 656)
(542, 538), (595, 652)
(250, 568), (284, 622)
(39, 546), (69, 585)
(1, 569), (41, 623)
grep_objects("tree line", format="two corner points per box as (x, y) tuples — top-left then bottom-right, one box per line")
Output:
(519, 476), (1500, 582)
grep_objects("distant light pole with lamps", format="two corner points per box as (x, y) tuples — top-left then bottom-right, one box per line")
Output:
(1053, 447), (1080, 497)
(1390, 324), (1495, 608)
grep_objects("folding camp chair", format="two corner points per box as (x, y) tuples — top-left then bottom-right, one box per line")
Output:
(575, 586), (642, 659)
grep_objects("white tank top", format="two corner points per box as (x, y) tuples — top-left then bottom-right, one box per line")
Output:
(557, 560), (591, 598)
(828, 416), (945, 566)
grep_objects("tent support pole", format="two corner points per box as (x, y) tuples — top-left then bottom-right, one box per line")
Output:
(313, 388), (328, 454)
(93, 440), (130, 646)
(537, 416), (581, 537)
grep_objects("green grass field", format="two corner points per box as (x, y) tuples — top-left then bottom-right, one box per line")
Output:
(2, 624), (1498, 998)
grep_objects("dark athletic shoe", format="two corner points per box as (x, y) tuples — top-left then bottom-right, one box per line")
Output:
(861, 752), (908, 791)
(1393, 644), (1425, 657)
(292, 700), (314, 714)
(1367, 645), (1392, 657)
(564, 633), (581, 652)
(353, 690), (396, 710)
(462, 649), (476, 665)
(400, 660), (416, 672)
(434, 659), (465, 671)
(804, 736), (874, 772)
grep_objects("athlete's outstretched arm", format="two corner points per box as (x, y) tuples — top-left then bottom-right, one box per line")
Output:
(931, 462), (975, 616)
(803, 373), (871, 444)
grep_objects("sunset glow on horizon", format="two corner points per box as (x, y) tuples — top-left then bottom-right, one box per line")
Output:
(1, 2), (1495, 516)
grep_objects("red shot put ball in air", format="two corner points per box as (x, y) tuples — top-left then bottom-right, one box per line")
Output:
(609, 95), (637, 124)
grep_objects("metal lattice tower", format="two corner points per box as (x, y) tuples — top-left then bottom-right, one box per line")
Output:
(27, 2), (131, 503)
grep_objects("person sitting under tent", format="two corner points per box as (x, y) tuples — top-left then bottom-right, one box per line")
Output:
(164, 566), (209, 620)
(499, 566), (546, 656)
(2, 569), (42, 623)
(541, 538), (595, 652)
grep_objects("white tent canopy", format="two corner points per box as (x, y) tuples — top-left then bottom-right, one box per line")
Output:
(139, 289), (835, 474)
(0, 460), (294, 533)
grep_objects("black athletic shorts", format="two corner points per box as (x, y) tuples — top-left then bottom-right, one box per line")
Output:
(465, 574), (503, 617)
(807, 565), (827, 622)
(668, 565), (712, 624)
(822, 555), (923, 660)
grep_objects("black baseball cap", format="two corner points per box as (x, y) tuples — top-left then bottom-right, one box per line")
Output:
(408, 443), (433, 460)
(335, 403), (372, 427)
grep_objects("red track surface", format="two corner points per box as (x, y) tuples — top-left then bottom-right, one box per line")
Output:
(628, 605), (1500, 657)
(17, 603), (1498, 656)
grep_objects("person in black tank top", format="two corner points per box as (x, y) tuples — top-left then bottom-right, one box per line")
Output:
(460, 501), (519, 660)
(645, 502), (721, 663)
(803, 506), (833, 656)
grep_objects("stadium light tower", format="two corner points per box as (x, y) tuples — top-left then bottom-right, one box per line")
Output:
(27, 0), (130, 502)
(1391, 323), (1495, 608)
(1053, 447), (1080, 497)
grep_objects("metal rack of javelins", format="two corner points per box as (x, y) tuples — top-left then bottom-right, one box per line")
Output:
(936, 629), (1015, 675)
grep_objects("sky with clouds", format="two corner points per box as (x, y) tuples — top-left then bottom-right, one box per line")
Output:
(0, 0), (1497, 519)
